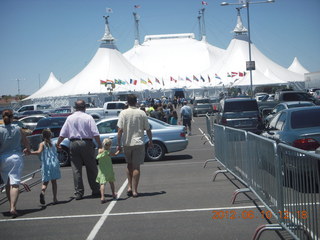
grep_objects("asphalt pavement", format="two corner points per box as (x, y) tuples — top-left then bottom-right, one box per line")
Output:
(0, 117), (288, 240)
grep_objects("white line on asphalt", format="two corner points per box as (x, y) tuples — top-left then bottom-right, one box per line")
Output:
(0, 205), (266, 222)
(86, 179), (128, 240)
(199, 128), (214, 147)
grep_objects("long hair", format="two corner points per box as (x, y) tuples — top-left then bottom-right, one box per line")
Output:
(42, 129), (53, 147)
(2, 109), (13, 125)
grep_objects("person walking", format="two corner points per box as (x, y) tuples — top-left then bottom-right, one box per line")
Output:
(116, 94), (153, 198)
(30, 129), (61, 205)
(180, 100), (193, 135)
(169, 110), (178, 125)
(56, 100), (103, 200)
(96, 138), (119, 204)
(0, 109), (30, 218)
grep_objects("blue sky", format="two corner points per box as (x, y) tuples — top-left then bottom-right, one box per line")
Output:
(1, 0), (319, 96)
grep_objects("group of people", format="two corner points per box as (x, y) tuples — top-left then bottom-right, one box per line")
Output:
(0, 94), (153, 217)
(141, 98), (193, 136)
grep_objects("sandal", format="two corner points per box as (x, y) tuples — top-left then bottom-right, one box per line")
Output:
(127, 190), (133, 197)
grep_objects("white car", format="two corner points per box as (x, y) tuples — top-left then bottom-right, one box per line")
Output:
(18, 114), (47, 130)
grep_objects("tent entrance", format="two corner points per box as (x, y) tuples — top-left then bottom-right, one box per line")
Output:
(174, 89), (185, 99)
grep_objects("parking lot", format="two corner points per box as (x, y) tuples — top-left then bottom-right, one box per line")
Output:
(0, 117), (286, 240)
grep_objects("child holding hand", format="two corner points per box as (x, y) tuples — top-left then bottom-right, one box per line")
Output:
(30, 129), (61, 205)
(96, 138), (119, 203)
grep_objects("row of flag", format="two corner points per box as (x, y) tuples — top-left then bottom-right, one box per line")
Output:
(100, 72), (247, 87)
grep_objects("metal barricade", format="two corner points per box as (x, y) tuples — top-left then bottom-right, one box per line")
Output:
(278, 144), (319, 240)
(210, 124), (320, 239)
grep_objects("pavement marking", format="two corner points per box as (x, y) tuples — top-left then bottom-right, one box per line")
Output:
(0, 205), (266, 222)
(199, 128), (214, 147)
(86, 178), (128, 240)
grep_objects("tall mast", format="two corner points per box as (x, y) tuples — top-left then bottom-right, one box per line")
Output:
(200, 8), (206, 42)
(197, 14), (202, 40)
(233, 7), (248, 35)
(133, 12), (140, 46)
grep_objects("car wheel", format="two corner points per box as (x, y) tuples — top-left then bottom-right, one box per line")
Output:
(145, 141), (166, 161)
(58, 146), (70, 167)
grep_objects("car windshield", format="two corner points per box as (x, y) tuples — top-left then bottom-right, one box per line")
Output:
(37, 118), (66, 127)
(195, 99), (210, 104)
(291, 109), (320, 129)
(287, 103), (314, 108)
(282, 93), (315, 101)
(224, 101), (258, 112)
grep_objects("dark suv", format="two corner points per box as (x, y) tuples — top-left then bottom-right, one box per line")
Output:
(215, 98), (262, 133)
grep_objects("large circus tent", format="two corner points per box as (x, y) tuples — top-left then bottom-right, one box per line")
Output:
(24, 8), (309, 106)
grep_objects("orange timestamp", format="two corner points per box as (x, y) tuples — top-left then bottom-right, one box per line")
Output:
(211, 210), (308, 220)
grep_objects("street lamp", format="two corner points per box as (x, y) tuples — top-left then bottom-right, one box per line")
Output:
(221, 0), (274, 97)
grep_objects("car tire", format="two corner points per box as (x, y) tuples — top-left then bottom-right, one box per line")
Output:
(58, 146), (70, 167)
(145, 141), (166, 161)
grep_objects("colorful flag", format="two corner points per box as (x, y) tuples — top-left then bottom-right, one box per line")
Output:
(106, 79), (114, 84)
(100, 80), (106, 85)
(238, 72), (244, 77)
(155, 78), (160, 84)
(140, 79), (147, 84)
(148, 79), (153, 85)
(133, 79), (137, 85)
(178, 76), (184, 81)
(215, 74), (221, 79)
(200, 75), (205, 82)
(134, 5), (141, 8)
(193, 75), (199, 81)
(231, 72), (238, 77)
(208, 75), (211, 83)
(186, 77), (192, 82)
(227, 73), (231, 77)
(202, 1), (208, 5)
(170, 77), (177, 83)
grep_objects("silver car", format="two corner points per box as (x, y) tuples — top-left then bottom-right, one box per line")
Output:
(54, 116), (188, 166)
(18, 114), (47, 130)
(261, 106), (320, 151)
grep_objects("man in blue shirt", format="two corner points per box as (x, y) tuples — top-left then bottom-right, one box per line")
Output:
(180, 101), (192, 136)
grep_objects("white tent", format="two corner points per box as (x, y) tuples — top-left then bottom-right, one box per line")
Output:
(24, 72), (62, 100)
(124, 33), (226, 89)
(288, 57), (310, 74)
(33, 16), (155, 99)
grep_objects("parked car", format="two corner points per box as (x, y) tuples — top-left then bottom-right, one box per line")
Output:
(192, 98), (214, 117)
(261, 106), (320, 151)
(32, 117), (67, 137)
(19, 114), (47, 130)
(49, 107), (73, 117)
(54, 116), (189, 167)
(214, 98), (262, 134)
(17, 110), (47, 119)
(263, 101), (316, 126)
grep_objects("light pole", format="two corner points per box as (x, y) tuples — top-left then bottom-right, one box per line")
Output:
(221, 0), (274, 97)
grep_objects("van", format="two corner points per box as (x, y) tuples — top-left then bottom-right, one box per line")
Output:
(103, 101), (126, 116)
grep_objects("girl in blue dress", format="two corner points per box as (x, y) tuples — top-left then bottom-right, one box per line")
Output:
(31, 129), (61, 205)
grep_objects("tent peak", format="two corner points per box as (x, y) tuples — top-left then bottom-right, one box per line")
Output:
(233, 7), (248, 35)
(100, 15), (115, 42)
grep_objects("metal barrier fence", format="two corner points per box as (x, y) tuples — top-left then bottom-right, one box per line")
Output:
(208, 123), (320, 240)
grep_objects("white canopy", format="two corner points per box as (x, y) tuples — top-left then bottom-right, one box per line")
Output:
(24, 72), (62, 100)
(124, 33), (226, 89)
(288, 57), (310, 74)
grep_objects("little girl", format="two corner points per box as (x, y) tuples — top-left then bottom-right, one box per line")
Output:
(169, 110), (178, 125)
(96, 138), (119, 203)
(31, 128), (61, 205)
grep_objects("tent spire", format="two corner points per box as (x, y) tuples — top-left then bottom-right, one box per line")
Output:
(199, 8), (207, 42)
(101, 15), (115, 42)
(233, 8), (248, 35)
(133, 12), (140, 46)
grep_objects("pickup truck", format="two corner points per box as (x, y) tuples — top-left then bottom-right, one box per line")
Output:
(85, 101), (126, 120)
(16, 104), (53, 113)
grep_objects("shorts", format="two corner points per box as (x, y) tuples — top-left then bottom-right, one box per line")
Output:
(182, 117), (191, 128)
(123, 145), (145, 168)
(0, 153), (24, 185)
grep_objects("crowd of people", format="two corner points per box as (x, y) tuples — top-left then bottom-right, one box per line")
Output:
(0, 94), (192, 218)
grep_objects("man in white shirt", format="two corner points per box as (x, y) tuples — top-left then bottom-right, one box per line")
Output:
(117, 95), (153, 198)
